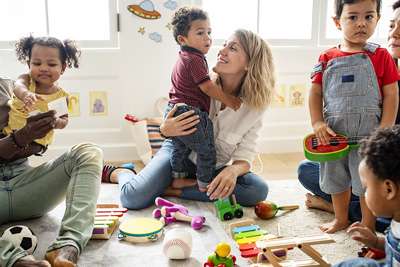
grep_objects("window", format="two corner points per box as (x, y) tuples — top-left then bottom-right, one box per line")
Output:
(202, 0), (258, 40)
(202, 0), (394, 47)
(202, 0), (316, 46)
(0, 0), (118, 49)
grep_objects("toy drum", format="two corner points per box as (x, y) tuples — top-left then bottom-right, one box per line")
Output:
(118, 218), (164, 243)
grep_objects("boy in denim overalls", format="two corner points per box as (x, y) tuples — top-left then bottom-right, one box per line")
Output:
(334, 127), (400, 267)
(309, 0), (399, 233)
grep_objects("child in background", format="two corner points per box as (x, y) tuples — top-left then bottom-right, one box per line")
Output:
(334, 126), (400, 267)
(3, 36), (80, 153)
(309, 0), (399, 233)
(165, 7), (241, 192)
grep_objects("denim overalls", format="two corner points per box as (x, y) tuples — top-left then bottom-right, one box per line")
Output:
(385, 229), (400, 267)
(320, 43), (382, 196)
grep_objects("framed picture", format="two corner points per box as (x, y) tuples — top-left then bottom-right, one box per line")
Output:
(68, 93), (80, 117)
(89, 91), (108, 116)
(289, 84), (306, 107)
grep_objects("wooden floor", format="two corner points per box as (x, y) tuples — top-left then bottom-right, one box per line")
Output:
(110, 152), (305, 181)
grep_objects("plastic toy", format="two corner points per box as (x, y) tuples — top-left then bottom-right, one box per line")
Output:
(303, 133), (362, 162)
(358, 246), (386, 260)
(252, 234), (335, 267)
(153, 197), (206, 230)
(204, 242), (237, 267)
(124, 113), (139, 123)
(254, 200), (299, 220)
(214, 195), (243, 221)
(91, 204), (128, 240)
(1, 225), (38, 254)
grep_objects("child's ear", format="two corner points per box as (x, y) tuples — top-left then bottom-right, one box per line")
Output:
(177, 35), (187, 46)
(384, 179), (397, 200)
(333, 16), (341, 30)
(61, 63), (67, 74)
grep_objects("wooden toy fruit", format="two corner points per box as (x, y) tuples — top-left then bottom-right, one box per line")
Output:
(254, 201), (299, 220)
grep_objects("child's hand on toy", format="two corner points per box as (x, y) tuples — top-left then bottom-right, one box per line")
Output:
(347, 222), (379, 248)
(21, 91), (43, 112)
(312, 121), (336, 145)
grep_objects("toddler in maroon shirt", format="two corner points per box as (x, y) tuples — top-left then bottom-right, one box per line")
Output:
(165, 7), (240, 192)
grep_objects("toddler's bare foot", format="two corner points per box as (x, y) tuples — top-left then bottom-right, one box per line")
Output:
(171, 178), (197, 189)
(13, 256), (50, 267)
(319, 218), (349, 233)
(163, 186), (182, 197)
(305, 193), (334, 213)
(45, 245), (78, 267)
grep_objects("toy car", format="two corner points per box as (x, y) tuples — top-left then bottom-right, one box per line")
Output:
(214, 195), (243, 221)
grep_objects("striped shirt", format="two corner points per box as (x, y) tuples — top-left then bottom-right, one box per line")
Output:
(169, 46), (211, 113)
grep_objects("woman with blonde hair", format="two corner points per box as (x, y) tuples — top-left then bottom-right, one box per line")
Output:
(113, 29), (276, 208)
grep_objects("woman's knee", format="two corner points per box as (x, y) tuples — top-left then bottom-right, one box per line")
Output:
(69, 143), (103, 166)
(118, 172), (157, 210)
(237, 172), (269, 206)
(297, 160), (318, 183)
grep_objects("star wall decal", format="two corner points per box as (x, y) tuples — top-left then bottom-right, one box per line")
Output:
(138, 26), (146, 35)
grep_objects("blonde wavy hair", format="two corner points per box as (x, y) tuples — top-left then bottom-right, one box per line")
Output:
(235, 29), (276, 110)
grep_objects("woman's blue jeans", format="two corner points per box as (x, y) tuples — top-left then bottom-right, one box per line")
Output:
(297, 159), (390, 233)
(118, 139), (269, 210)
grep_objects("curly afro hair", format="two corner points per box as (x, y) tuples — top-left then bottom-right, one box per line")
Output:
(15, 35), (81, 68)
(171, 7), (208, 45)
(359, 126), (400, 183)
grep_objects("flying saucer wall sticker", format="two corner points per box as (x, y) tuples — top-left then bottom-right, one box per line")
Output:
(127, 0), (161, 19)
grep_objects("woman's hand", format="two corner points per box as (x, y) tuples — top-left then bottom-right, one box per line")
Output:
(14, 110), (57, 147)
(207, 166), (238, 200)
(347, 222), (381, 249)
(160, 105), (200, 137)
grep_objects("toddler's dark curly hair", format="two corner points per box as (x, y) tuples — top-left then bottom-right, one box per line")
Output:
(15, 35), (81, 68)
(359, 126), (400, 183)
(171, 7), (208, 45)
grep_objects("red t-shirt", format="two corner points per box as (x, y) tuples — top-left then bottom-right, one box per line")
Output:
(169, 46), (211, 113)
(312, 46), (399, 92)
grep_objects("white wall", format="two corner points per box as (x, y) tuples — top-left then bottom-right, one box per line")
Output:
(0, 0), (327, 163)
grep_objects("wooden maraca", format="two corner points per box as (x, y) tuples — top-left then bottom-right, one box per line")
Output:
(254, 200), (299, 220)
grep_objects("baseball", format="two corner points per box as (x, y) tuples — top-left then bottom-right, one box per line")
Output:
(162, 228), (192, 260)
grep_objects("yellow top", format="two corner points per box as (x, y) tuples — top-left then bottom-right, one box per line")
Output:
(3, 77), (69, 146)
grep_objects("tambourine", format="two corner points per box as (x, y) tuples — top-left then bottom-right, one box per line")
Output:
(118, 218), (164, 243)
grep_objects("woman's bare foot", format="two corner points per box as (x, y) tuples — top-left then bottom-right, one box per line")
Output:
(45, 245), (78, 267)
(13, 256), (50, 267)
(171, 178), (197, 189)
(319, 218), (350, 233)
(163, 186), (182, 197)
(305, 193), (334, 213)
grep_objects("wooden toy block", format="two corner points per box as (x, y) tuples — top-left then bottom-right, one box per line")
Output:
(92, 216), (119, 239)
(234, 229), (269, 240)
(233, 225), (260, 234)
(255, 234), (335, 267)
(229, 218), (258, 238)
(91, 204), (128, 240)
(96, 207), (128, 213)
(96, 212), (124, 217)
